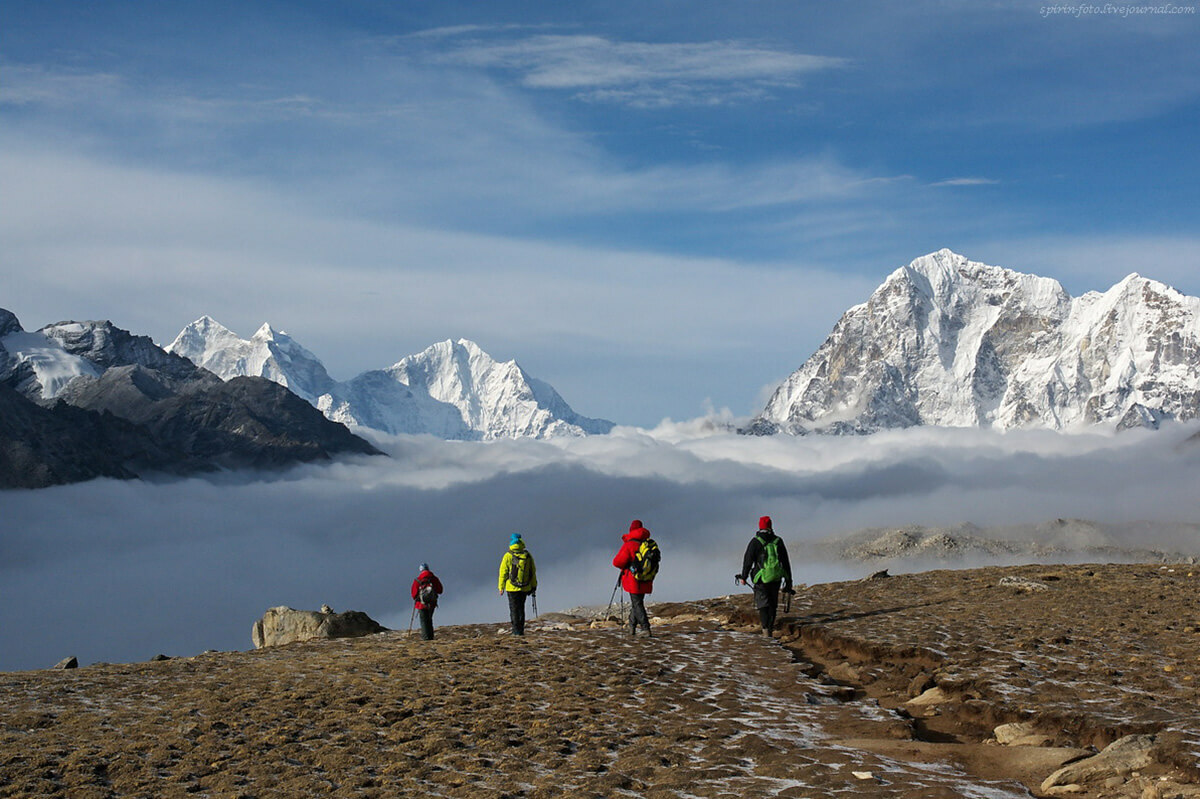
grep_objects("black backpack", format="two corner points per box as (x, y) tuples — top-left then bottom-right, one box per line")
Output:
(417, 575), (438, 607)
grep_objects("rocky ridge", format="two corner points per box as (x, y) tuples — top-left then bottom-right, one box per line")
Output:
(167, 317), (615, 440)
(2, 563), (1197, 798)
(0, 309), (380, 488)
(748, 249), (1200, 435)
(813, 518), (1200, 566)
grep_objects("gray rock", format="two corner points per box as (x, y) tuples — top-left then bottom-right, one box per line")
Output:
(999, 576), (1052, 592)
(52, 656), (78, 670)
(252, 606), (387, 649)
(1041, 734), (1160, 792)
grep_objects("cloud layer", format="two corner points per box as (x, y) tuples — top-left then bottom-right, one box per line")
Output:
(4, 423), (1199, 671)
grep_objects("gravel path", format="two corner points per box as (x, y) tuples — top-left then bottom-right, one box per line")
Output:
(1, 621), (1030, 798)
(4, 561), (1199, 798)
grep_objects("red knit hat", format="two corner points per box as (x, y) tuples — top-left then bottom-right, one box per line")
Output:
(759, 516), (772, 530)
(629, 519), (643, 532)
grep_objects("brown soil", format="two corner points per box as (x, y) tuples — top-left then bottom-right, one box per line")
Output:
(2, 562), (1198, 798)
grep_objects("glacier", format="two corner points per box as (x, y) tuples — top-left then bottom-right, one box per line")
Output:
(748, 249), (1200, 435)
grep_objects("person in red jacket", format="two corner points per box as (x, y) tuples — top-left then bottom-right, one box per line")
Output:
(613, 519), (657, 637)
(410, 563), (444, 641)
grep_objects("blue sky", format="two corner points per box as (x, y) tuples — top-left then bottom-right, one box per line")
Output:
(3, 0), (1199, 426)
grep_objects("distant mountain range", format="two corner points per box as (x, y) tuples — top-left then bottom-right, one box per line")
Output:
(5, 248), (1199, 487)
(165, 317), (614, 441)
(0, 309), (379, 489)
(745, 249), (1200, 435)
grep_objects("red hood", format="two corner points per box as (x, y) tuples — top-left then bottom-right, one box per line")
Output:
(623, 527), (649, 543)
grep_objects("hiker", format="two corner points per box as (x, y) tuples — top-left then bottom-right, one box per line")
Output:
(410, 563), (444, 641)
(498, 533), (537, 636)
(736, 516), (793, 637)
(613, 519), (659, 637)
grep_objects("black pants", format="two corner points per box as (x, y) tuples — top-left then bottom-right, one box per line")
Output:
(418, 608), (435, 640)
(754, 581), (781, 633)
(629, 593), (650, 632)
(507, 591), (528, 636)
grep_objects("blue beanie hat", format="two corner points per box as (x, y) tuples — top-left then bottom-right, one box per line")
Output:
(510, 533), (522, 546)
(419, 562), (430, 573)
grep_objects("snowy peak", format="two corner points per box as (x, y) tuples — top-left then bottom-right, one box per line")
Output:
(0, 312), (101, 399)
(749, 250), (1200, 435)
(2, 312), (202, 400)
(166, 316), (335, 404)
(169, 322), (613, 440)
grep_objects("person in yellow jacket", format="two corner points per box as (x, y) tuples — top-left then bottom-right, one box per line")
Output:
(498, 533), (537, 636)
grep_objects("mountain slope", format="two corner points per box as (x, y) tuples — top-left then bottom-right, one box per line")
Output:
(747, 249), (1200, 434)
(1, 309), (380, 488)
(169, 320), (614, 440)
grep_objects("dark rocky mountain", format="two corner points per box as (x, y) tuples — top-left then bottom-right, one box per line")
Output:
(0, 309), (381, 489)
(0, 383), (168, 488)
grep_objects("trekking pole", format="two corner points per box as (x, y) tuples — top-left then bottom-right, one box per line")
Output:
(407, 605), (416, 637)
(604, 575), (621, 618)
(532, 592), (539, 619)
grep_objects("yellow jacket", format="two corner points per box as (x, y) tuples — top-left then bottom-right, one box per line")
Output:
(498, 542), (537, 593)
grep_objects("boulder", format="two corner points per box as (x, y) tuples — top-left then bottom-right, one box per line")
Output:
(1041, 734), (1160, 793)
(994, 721), (1054, 747)
(251, 606), (387, 649)
(52, 656), (78, 670)
(999, 576), (1051, 593)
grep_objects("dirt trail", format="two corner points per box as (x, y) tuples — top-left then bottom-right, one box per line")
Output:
(1, 622), (1032, 798)
(3, 562), (1199, 798)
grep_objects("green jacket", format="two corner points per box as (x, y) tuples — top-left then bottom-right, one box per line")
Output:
(498, 542), (537, 593)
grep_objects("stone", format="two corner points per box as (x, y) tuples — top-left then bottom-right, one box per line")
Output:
(994, 721), (1052, 747)
(999, 576), (1051, 592)
(1041, 734), (1160, 793)
(994, 721), (1035, 744)
(251, 606), (386, 649)
(827, 661), (862, 683)
(906, 686), (950, 707)
(52, 656), (78, 670)
(906, 671), (935, 697)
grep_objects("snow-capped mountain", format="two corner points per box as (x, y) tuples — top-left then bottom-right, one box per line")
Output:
(747, 249), (1200, 435)
(167, 320), (615, 440)
(0, 309), (103, 399)
(166, 316), (336, 404)
(0, 309), (379, 488)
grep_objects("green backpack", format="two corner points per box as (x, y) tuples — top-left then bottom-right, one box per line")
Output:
(754, 535), (784, 584)
(508, 551), (533, 590)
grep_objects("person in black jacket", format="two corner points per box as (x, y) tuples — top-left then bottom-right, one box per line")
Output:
(736, 515), (793, 637)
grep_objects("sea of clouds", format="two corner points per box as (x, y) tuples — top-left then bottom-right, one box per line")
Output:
(4, 421), (1200, 671)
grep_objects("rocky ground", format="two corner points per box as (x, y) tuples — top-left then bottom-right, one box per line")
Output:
(2, 562), (1199, 798)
